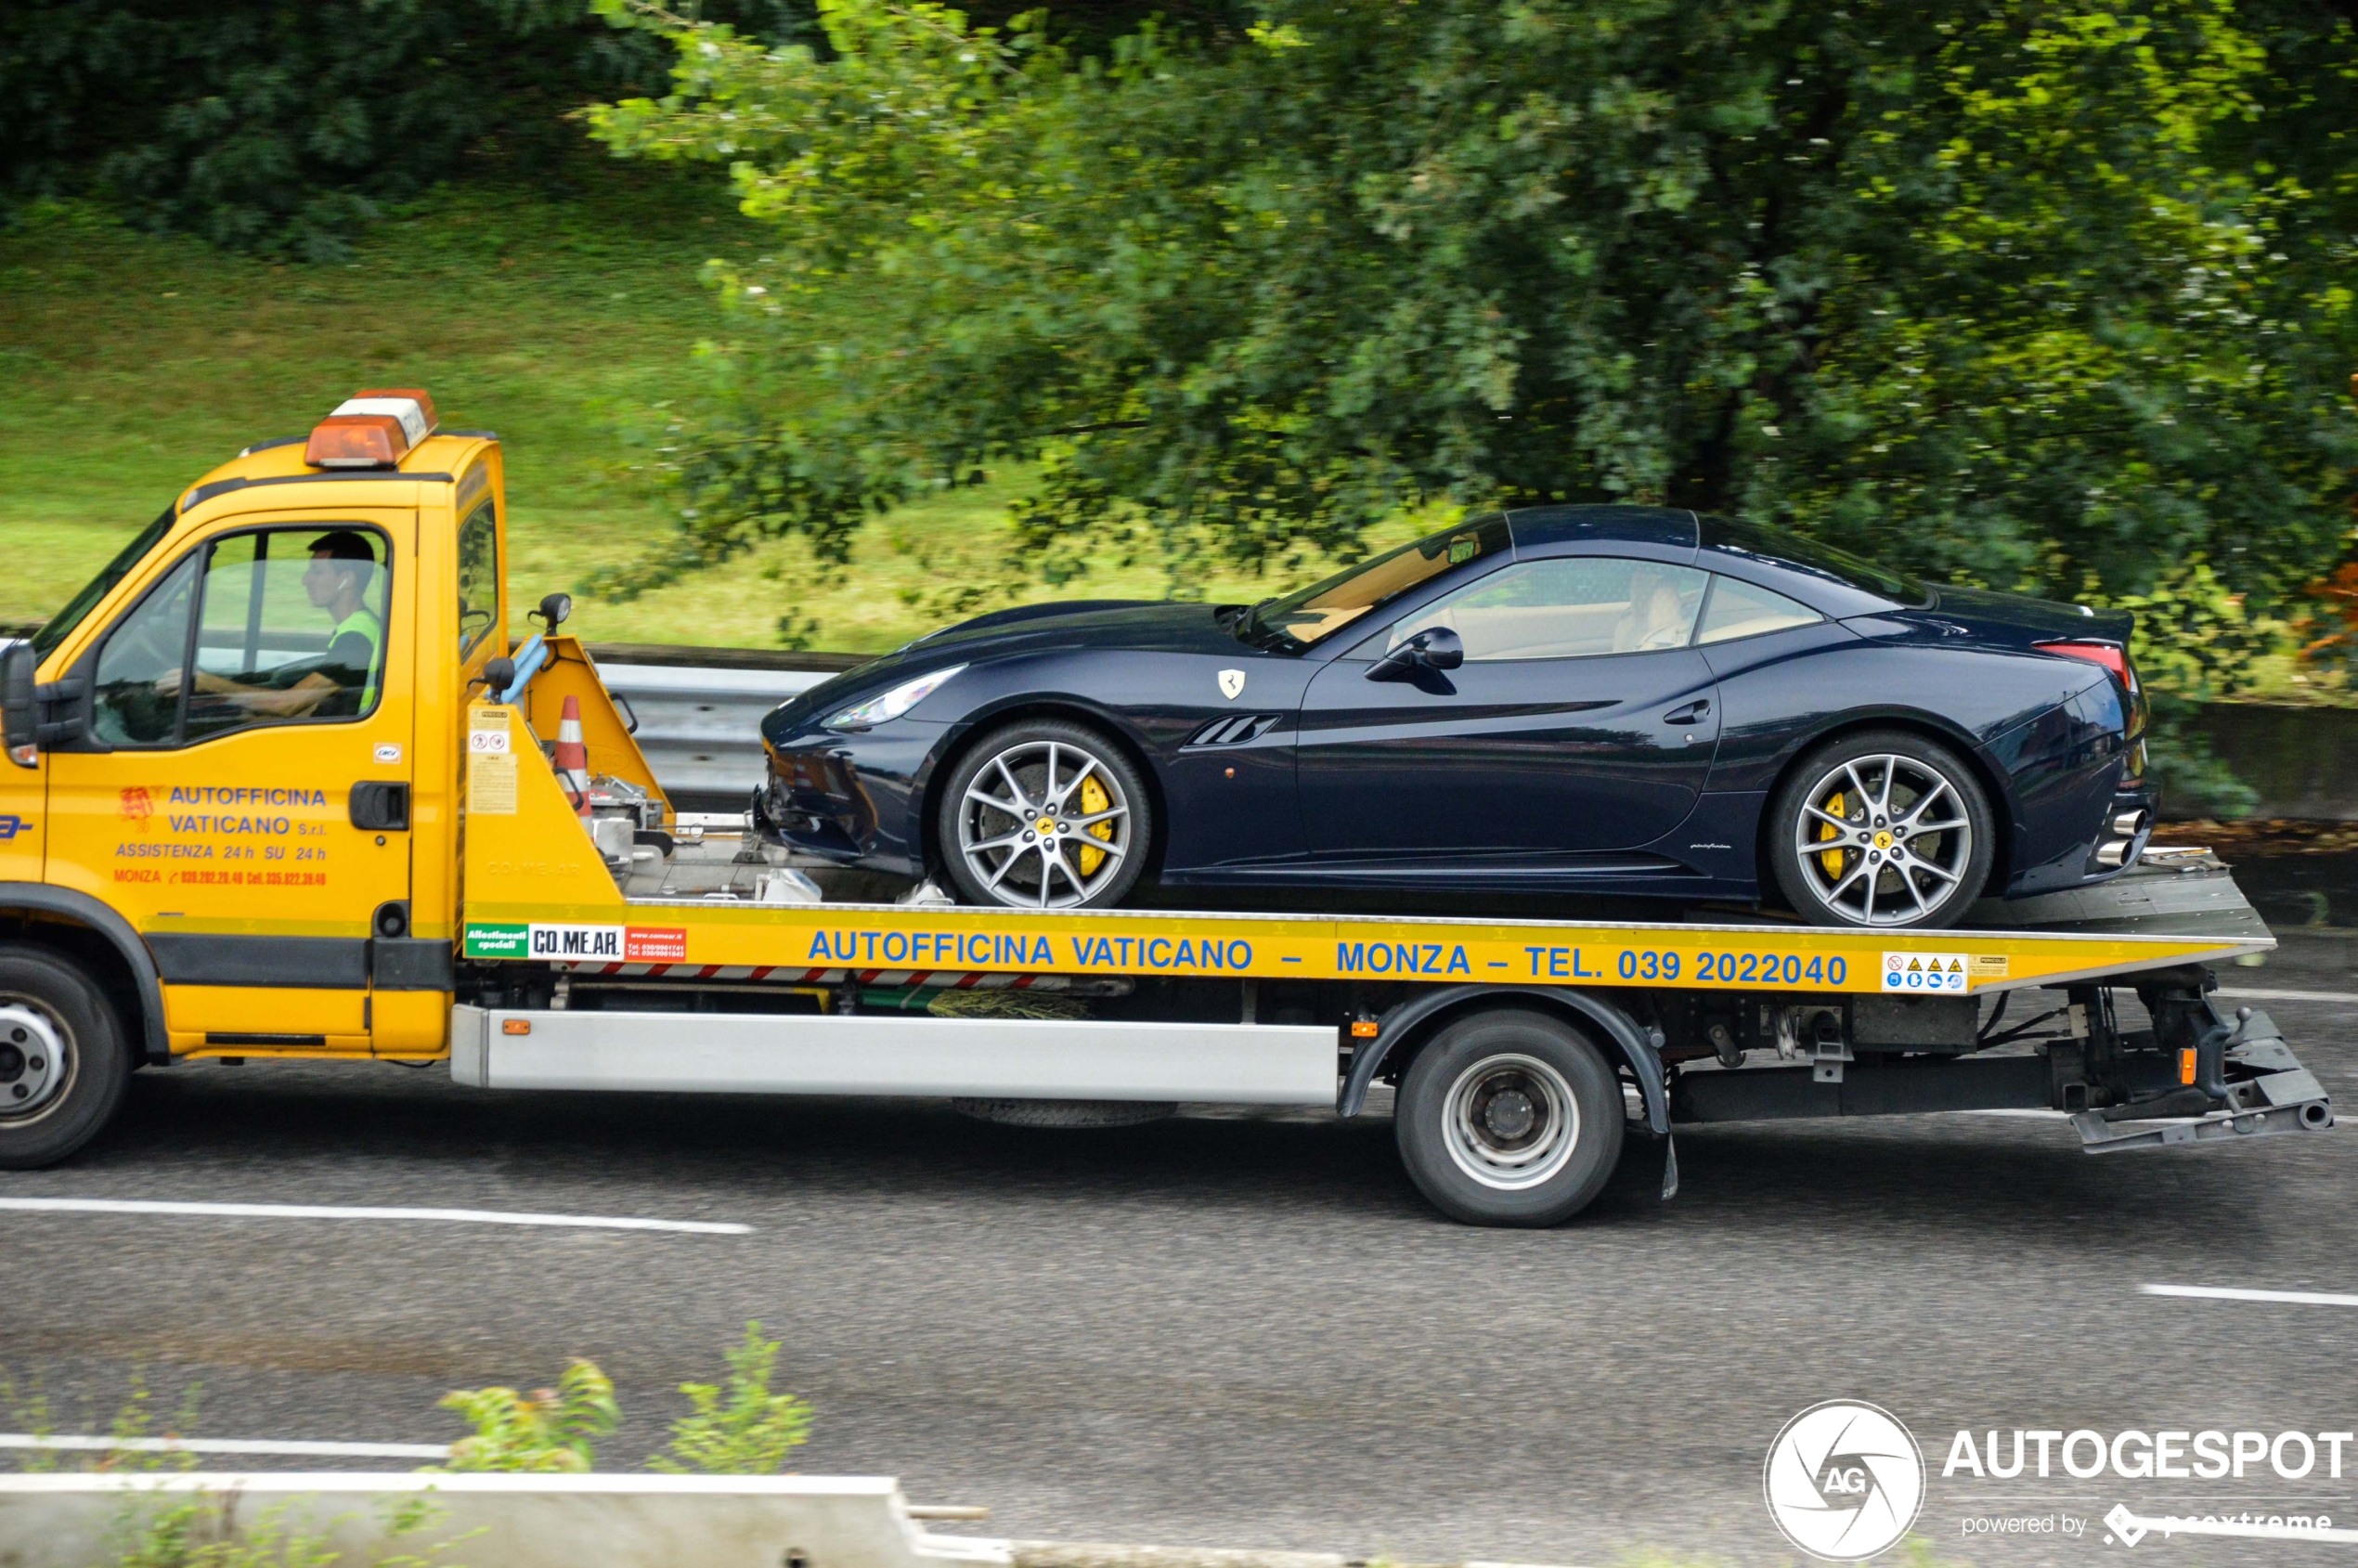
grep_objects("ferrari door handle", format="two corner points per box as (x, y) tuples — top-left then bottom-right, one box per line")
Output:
(1664, 699), (1712, 725)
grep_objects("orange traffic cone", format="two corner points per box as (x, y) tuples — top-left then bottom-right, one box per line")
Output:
(555, 694), (591, 817)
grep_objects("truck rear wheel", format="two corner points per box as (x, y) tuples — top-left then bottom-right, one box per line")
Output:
(0, 945), (133, 1171)
(1395, 1009), (1625, 1226)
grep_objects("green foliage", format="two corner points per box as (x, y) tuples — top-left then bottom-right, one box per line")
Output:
(0, 0), (809, 258)
(111, 1500), (343, 1568)
(106, 1495), (460, 1568)
(1, 1362), (201, 1473)
(648, 1321), (814, 1475)
(433, 1359), (618, 1472)
(587, 0), (2358, 680)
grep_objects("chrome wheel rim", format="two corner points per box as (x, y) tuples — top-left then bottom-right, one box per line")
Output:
(956, 739), (1134, 909)
(0, 998), (74, 1126)
(1793, 753), (1975, 927)
(1442, 1053), (1580, 1191)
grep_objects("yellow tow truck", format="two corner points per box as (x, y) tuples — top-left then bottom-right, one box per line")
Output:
(0, 391), (2334, 1224)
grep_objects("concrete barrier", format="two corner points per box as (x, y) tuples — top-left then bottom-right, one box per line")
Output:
(0, 1471), (1010, 1568)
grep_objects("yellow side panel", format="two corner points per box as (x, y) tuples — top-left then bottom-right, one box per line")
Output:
(163, 985), (367, 1036)
(0, 756), (42, 883)
(370, 990), (451, 1057)
(460, 703), (629, 911)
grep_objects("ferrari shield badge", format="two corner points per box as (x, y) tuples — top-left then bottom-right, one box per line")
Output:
(1217, 668), (1247, 700)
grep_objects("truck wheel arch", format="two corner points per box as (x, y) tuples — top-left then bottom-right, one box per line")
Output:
(1340, 983), (1670, 1135)
(0, 885), (170, 1066)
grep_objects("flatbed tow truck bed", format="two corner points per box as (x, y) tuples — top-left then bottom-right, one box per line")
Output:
(438, 660), (2332, 1223)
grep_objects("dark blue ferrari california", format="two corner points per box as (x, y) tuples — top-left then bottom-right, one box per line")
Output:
(755, 507), (2154, 929)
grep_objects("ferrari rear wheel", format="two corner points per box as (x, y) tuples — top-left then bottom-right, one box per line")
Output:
(1771, 730), (1995, 930)
(939, 719), (1153, 910)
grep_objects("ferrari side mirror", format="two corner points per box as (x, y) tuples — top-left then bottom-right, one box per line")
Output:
(1367, 627), (1465, 681)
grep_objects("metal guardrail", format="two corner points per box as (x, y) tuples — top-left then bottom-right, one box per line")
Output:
(596, 661), (832, 801)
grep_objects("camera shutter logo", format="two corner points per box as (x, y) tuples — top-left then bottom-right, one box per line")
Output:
(1763, 1400), (1925, 1561)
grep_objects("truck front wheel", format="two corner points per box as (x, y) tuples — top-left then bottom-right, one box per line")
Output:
(0, 945), (133, 1171)
(1395, 1009), (1625, 1226)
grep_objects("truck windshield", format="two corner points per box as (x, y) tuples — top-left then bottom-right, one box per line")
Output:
(32, 507), (176, 660)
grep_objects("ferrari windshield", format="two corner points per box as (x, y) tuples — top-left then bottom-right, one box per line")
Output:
(1248, 516), (1513, 648)
(32, 506), (175, 659)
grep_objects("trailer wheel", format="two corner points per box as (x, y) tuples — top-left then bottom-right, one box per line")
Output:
(1394, 1009), (1625, 1226)
(0, 945), (133, 1171)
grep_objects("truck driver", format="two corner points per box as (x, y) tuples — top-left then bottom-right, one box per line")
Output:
(155, 530), (384, 720)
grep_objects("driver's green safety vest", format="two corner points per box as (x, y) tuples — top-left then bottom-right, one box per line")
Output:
(328, 607), (384, 713)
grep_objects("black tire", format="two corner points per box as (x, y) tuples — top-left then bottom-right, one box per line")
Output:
(0, 945), (134, 1171)
(1394, 1009), (1626, 1227)
(1769, 728), (1997, 930)
(936, 719), (1154, 909)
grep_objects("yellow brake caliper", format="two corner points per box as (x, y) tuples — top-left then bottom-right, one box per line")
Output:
(1817, 790), (1847, 878)
(1076, 774), (1113, 876)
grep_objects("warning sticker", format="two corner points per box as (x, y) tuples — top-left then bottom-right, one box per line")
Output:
(626, 927), (688, 963)
(1969, 953), (2010, 979)
(1882, 951), (1970, 992)
(467, 706), (517, 814)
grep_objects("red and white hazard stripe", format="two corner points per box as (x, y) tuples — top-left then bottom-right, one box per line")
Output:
(551, 962), (1125, 993)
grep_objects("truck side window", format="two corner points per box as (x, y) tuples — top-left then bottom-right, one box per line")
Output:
(89, 555), (201, 746)
(456, 499), (499, 656)
(89, 526), (391, 747)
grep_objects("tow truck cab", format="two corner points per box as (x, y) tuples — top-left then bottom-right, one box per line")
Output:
(2, 393), (576, 1065)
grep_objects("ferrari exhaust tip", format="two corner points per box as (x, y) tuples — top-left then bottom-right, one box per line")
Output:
(2096, 838), (2132, 869)
(2111, 808), (2151, 838)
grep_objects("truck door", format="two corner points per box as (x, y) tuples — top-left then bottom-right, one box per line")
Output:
(45, 513), (415, 1053)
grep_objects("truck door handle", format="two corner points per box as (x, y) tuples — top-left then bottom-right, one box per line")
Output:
(1664, 700), (1712, 725)
(350, 782), (410, 831)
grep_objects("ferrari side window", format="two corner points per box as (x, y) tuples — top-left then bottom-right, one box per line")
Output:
(1696, 576), (1822, 644)
(1388, 558), (1709, 661)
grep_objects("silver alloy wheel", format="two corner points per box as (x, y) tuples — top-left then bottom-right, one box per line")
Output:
(1440, 1052), (1581, 1191)
(1792, 752), (1976, 927)
(0, 1000), (73, 1125)
(955, 738), (1134, 909)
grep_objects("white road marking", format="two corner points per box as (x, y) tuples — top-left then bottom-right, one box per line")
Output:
(0, 1434), (447, 1459)
(0, 1198), (749, 1235)
(2141, 1283), (2358, 1308)
(2215, 987), (2358, 1004)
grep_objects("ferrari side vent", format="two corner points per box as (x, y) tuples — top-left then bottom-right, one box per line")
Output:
(1185, 713), (1284, 747)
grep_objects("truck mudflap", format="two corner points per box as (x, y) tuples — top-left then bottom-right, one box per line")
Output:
(2071, 1008), (2334, 1152)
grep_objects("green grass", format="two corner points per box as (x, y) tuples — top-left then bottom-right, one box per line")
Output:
(0, 183), (1425, 654)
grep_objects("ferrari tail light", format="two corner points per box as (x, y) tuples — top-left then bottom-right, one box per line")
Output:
(2038, 640), (2137, 694)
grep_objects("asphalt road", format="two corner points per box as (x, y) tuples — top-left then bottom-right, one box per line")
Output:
(6, 954), (2354, 1566)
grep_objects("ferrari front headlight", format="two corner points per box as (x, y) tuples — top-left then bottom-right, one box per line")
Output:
(822, 665), (966, 731)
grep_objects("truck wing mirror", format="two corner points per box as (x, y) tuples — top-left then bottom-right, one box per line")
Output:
(2, 641), (36, 767)
(473, 655), (516, 698)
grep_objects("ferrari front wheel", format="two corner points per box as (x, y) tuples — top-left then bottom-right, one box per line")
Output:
(938, 719), (1153, 910)
(1770, 730), (1996, 929)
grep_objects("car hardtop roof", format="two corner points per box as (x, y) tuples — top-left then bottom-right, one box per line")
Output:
(1501, 504), (1699, 555)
